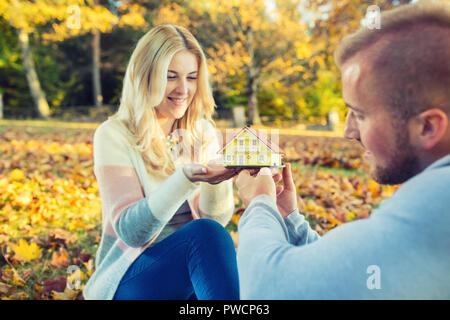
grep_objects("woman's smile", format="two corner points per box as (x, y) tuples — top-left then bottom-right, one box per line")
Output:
(168, 96), (188, 106)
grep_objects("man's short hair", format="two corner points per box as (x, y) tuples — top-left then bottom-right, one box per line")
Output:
(334, 1), (450, 120)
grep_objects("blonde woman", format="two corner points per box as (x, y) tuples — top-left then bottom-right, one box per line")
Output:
(83, 24), (241, 300)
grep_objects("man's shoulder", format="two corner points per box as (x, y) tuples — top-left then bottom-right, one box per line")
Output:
(405, 155), (450, 191)
(379, 156), (450, 220)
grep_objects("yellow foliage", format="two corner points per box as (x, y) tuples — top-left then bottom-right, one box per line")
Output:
(186, 0), (312, 95)
(52, 286), (81, 300)
(11, 268), (27, 287)
(52, 268), (85, 300)
(154, 3), (190, 27)
(0, 0), (147, 42)
(14, 191), (33, 207)
(10, 239), (43, 262)
(10, 169), (25, 181)
(368, 180), (380, 197)
(346, 211), (357, 221)
(83, 259), (95, 277)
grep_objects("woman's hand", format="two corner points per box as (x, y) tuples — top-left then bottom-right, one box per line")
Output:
(183, 159), (242, 185)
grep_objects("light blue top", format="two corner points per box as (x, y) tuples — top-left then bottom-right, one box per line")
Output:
(237, 154), (450, 299)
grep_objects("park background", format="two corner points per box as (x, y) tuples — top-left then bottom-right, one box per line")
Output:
(0, 0), (430, 300)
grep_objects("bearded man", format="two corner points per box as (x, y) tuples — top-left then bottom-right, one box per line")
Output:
(235, 1), (450, 299)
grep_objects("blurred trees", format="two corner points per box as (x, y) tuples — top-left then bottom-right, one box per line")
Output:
(0, 0), (55, 118)
(0, 0), (411, 122)
(46, 0), (148, 109)
(0, 0), (146, 118)
(305, 0), (402, 121)
(196, 0), (313, 125)
(154, 0), (319, 125)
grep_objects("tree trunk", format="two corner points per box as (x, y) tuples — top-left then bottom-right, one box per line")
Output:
(92, 27), (103, 108)
(17, 28), (50, 119)
(247, 74), (261, 125)
(246, 28), (261, 126)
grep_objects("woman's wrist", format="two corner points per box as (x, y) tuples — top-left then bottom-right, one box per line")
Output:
(148, 167), (200, 221)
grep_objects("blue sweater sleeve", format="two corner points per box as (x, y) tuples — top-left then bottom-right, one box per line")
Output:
(284, 208), (320, 246)
(114, 197), (166, 248)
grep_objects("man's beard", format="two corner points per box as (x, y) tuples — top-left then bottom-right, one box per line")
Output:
(371, 133), (422, 185)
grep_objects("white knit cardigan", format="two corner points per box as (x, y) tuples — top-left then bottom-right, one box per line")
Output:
(83, 117), (234, 300)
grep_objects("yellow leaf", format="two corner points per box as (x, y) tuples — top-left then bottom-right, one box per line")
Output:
(10, 169), (25, 181)
(368, 180), (380, 197)
(69, 268), (85, 285)
(51, 286), (80, 300)
(11, 269), (26, 287)
(83, 259), (95, 277)
(15, 191), (33, 207)
(1, 291), (28, 300)
(52, 272), (84, 301)
(68, 220), (85, 231)
(11, 239), (43, 262)
(231, 214), (241, 226)
(346, 211), (357, 221)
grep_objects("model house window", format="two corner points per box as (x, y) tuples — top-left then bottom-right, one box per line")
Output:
(249, 139), (258, 152)
(226, 154), (234, 162)
(238, 154), (245, 165)
(258, 154), (267, 163)
(237, 139), (245, 152)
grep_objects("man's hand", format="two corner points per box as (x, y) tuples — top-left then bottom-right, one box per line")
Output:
(235, 163), (304, 219)
(235, 167), (277, 207)
(275, 163), (303, 219)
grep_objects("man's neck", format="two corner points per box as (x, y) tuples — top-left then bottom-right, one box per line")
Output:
(420, 152), (450, 172)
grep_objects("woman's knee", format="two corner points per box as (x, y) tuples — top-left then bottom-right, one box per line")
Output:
(184, 219), (232, 245)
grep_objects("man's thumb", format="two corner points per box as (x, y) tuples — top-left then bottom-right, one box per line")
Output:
(258, 167), (272, 176)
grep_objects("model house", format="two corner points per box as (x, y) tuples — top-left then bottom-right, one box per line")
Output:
(218, 126), (284, 168)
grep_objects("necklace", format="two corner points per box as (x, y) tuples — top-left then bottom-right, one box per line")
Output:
(164, 132), (179, 151)
(159, 120), (179, 151)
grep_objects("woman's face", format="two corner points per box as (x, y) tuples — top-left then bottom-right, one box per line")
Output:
(155, 50), (199, 121)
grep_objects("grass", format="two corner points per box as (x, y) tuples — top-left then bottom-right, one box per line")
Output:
(0, 119), (99, 129)
(291, 162), (367, 177)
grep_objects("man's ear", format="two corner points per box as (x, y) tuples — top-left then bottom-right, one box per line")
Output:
(411, 108), (448, 150)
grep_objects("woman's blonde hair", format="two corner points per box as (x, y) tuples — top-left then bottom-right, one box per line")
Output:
(110, 24), (216, 178)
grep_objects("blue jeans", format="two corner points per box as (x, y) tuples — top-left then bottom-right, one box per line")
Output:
(113, 219), (240, 300)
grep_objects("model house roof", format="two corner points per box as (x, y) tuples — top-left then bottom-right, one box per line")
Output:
(217, 126), (284, 154)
